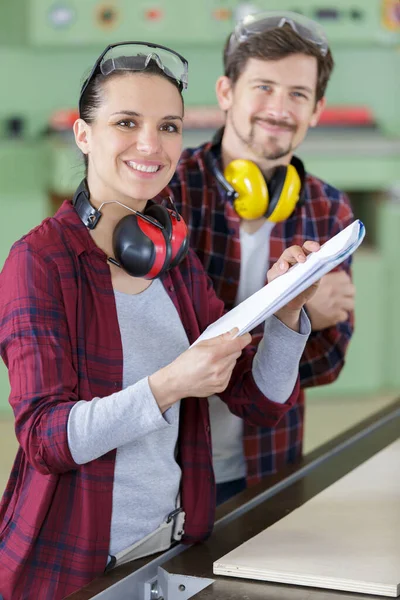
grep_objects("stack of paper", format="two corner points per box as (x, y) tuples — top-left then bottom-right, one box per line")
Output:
(193, 219), (365, 345)
(214, 439), (400, 597)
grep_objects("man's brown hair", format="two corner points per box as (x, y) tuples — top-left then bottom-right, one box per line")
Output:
(223, 25), (334, 102)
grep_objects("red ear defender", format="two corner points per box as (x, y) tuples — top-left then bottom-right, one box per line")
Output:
(168, 209), (189, 268)
(112, 201), (189, 279)
(112, 213), (171, 279)
(145, 202), (189, 269)
(72, 180), (189, 279)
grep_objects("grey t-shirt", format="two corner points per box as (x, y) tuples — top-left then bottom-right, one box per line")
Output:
(69, 280), (189, 555)
(67, 279), (310, 555)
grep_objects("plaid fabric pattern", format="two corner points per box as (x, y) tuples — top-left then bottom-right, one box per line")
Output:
(167, 138), (354, 486)
(0, 201), (298, 600)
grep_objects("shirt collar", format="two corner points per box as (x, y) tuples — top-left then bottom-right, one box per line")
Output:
(54, 200), (106, 259)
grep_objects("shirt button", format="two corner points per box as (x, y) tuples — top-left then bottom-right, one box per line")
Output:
(169, 285), (174, 292)
(206, 425), (210, 433)
(114, 382), (118, 388)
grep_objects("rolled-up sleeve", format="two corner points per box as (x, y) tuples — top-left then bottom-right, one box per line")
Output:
(0, 242), (79, 475)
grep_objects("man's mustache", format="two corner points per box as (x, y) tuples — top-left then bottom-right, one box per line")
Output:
(252, 117), (297, 132)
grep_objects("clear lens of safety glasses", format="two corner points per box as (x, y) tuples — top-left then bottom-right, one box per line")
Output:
(99, 42), (188, 89)
(79, 41), (188, 115)
(227, 10), (329, 57)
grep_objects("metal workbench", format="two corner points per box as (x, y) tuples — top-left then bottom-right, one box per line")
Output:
(67, 398), (400, 600)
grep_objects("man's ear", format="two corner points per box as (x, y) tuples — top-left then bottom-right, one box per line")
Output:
(310, 96), (326, 128)
(215, 76), (234, 112)
(73, 118), (91, 155)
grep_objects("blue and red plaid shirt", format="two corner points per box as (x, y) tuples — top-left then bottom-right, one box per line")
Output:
(167, 135), (354, 485)
(0, 200), (299, 600)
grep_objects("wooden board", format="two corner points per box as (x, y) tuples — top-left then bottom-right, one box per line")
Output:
(214, 439), (400, 597)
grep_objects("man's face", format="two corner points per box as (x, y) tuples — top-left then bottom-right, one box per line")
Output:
(217, 54), (325, 162)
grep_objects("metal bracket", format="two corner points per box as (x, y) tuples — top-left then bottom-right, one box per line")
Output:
(150, 567), (214, 600)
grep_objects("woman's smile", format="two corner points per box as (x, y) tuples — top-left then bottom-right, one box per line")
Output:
(124, 159), (164, 178)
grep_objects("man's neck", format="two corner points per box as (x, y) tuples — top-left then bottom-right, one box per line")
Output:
(219, 126), (292, 233)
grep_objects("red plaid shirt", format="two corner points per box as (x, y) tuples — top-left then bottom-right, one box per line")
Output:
(167, 136), (354, 485)
(0, 201), (299, 600)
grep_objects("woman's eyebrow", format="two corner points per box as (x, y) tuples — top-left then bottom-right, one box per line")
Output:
(110, 110), (141, 117)
(163, 115), (183, 121)
(110, 110), (182, 121)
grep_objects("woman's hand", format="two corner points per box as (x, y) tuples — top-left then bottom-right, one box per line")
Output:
(268, 241), (320, 331)
(149, 329), (252, 411)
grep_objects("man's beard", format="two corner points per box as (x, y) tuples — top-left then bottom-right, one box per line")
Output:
(229, 113), (297, 161)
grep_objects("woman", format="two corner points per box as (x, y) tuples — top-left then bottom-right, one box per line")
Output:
(0, 42), (317, 599)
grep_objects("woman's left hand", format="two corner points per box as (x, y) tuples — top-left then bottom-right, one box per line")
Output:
(267, 241), (320, 330)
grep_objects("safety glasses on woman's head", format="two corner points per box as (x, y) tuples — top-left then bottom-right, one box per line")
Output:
(79, 41), (188, 115)
(226, 10), (329, 57)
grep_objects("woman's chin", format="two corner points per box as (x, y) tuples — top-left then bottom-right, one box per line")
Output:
(122, 174), (170, 200)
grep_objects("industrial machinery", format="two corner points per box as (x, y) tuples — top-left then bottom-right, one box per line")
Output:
(66, 399), (400, 600)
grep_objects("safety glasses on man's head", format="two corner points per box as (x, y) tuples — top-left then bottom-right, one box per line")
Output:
(226, 11), (329, 57)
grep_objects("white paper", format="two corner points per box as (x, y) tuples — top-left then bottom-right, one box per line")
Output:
(192, 220), (365, 346)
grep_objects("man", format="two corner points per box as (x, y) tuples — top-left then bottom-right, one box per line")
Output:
(167, 12), (355, 504)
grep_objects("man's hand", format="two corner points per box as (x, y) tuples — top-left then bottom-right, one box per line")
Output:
(306, 271), (355, 331)
(268, 241), (320, 331)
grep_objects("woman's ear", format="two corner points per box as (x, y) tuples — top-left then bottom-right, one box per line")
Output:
(73, 118), (91, 155)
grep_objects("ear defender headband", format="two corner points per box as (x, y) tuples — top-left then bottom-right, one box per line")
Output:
(72, 179), (189, 279)
(205, 146), (305, 222)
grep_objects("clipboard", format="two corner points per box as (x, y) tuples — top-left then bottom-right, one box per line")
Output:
(193, 220), (365, 346)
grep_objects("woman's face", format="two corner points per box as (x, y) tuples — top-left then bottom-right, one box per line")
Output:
(75, 72), (183, 206)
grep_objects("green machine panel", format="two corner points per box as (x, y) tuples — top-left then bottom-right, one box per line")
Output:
(28, 0), (237, 46)
(25, 0), (400, 134)
(235, 0), (400, 46)
(28, 0), (400, 47)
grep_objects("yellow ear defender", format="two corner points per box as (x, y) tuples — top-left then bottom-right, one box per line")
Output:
(224, 159), (301, 222)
